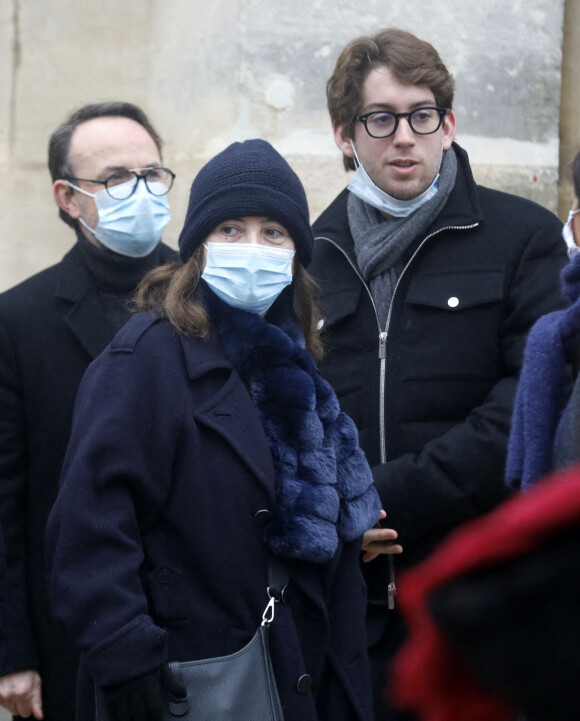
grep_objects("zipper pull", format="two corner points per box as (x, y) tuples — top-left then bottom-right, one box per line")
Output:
(387, 555), (396, 610)
(378, 331), (387, 359)
(387, 582), (397, 610)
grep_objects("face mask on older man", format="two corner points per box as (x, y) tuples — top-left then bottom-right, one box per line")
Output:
(67, 179), (171, 257)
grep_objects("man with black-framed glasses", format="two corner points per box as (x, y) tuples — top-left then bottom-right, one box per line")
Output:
(309, 28), (567, 721)
(0, 102), (177, 721)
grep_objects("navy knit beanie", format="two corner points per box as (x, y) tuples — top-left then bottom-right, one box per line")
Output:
(178, 139), (314, 265)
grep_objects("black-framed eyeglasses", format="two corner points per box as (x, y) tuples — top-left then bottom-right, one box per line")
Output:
(67, 167), (176, 200)
(356, 107), (447, 139)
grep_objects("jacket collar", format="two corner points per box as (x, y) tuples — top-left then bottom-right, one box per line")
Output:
(55, 239), (178, 360)
(55, 242), (114, 359)
(428, 142), (483, 232)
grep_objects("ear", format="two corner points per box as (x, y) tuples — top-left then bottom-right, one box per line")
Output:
(53, 180), (81, 219)
(442, 110), (457, 151)
(332, 122), (356, 159)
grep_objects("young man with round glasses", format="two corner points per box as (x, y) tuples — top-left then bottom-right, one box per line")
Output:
(309, 28), (567, 721)
(0, 102), (177, 721)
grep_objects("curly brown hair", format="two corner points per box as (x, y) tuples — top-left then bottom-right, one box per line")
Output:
(327, 28), (455, 171)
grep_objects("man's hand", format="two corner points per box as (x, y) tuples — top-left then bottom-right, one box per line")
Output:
(362, 509), (403, 563)
(0, 669), (43, 719)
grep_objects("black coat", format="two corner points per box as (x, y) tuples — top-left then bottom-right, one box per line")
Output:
(46, 312), (373, 721)
(0, 241), (176, 721)
(310, 143), (567, 602)
(0, 522), (8, 676)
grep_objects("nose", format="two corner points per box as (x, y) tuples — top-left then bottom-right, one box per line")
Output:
(245, 228), (261, 244)
(393, 116), (416, 145)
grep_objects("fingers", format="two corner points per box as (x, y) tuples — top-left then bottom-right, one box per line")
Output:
(31, 690), (44, 720)
(362, 542), (403, 563)
(362, 526), (399, 550)
(0, 670), (43, 719)
(362, 524), (403, 563)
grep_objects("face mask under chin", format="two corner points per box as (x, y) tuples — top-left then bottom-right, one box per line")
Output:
(347, 141), (441, 218)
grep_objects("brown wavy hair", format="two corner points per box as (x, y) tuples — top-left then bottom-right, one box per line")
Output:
(133, 247), (324, 361)
(327, 28), (455, 171)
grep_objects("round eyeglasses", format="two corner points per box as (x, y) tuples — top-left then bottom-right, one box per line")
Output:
(356, 107), (447, 139)
(67, 167), (176, 200)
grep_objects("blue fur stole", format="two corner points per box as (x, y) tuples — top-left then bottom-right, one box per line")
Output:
(506, 253), (580, 490)
(203, 286), (381, 563)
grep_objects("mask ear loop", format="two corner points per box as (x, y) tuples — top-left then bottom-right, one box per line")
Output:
(66, 181), (96, 199)
(65, 181), (100, 237)
(350, 141), (362, 169)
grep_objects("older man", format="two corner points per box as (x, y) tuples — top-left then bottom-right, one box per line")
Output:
(309, 28), (567, 720)
(0, 102), (177, 720)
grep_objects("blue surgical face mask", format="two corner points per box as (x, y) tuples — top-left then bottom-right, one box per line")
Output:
(347, 143), (440, 218)
(563, 208), (580, 258)
(201, 242), (295, 314)
(67, 179), (171, 257)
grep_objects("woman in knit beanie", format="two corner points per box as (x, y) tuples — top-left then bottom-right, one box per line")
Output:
(46, 139), (398, 721)
(135, 138), (323, 356)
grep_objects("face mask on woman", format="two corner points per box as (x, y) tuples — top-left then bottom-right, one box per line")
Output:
(201, 242), (295, 314)
(562, 208), (580, 258)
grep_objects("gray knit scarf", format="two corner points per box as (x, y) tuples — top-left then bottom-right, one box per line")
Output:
(348, 147), (457, 327)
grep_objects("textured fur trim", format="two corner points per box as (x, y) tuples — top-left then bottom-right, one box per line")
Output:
(506, 253), (580, 489)
(203, 287), (381, 562)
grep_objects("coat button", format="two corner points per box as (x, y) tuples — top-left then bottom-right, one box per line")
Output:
(280, 584), (293, 605)
(252, 509), (273, 527)
(296, 674), (312, 694)
(157, 568), (171, 584)
(447, 296), (459, 308)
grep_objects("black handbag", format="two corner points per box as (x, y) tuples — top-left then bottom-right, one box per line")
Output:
(96, 583), (285, 721)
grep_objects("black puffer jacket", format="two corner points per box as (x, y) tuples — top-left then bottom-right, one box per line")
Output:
(310, 144), (567, 582)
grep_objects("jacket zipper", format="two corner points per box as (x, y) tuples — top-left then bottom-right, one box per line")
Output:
(381, 221), (481, 459)
(317, 223), (479, 609)
(317, 236), (400, 607)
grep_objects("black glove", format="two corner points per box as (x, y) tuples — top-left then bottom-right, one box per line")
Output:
(101, 667), (164, 721)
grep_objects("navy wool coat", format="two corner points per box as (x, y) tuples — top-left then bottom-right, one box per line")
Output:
(0, 241), (176, 721)
(46, 312), (373, 721)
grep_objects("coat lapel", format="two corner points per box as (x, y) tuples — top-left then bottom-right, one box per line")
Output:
(179, 332), (277, 501)
(55, 244), (114, 360)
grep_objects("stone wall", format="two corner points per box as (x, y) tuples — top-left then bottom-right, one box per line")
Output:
(0, 0), (568, 291)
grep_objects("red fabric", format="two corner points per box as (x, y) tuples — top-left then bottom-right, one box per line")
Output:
(389, 464), (580, 721)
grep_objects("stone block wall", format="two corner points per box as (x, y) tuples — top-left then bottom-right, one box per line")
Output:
(0, 0), (568, 290)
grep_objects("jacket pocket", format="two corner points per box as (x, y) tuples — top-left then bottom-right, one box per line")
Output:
(146, 567), (189, 624)
(395, 268), (506, 389)
(406, 268), (505, 311)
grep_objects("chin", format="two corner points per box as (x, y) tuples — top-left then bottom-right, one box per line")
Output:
(388, 187), (424, 201)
